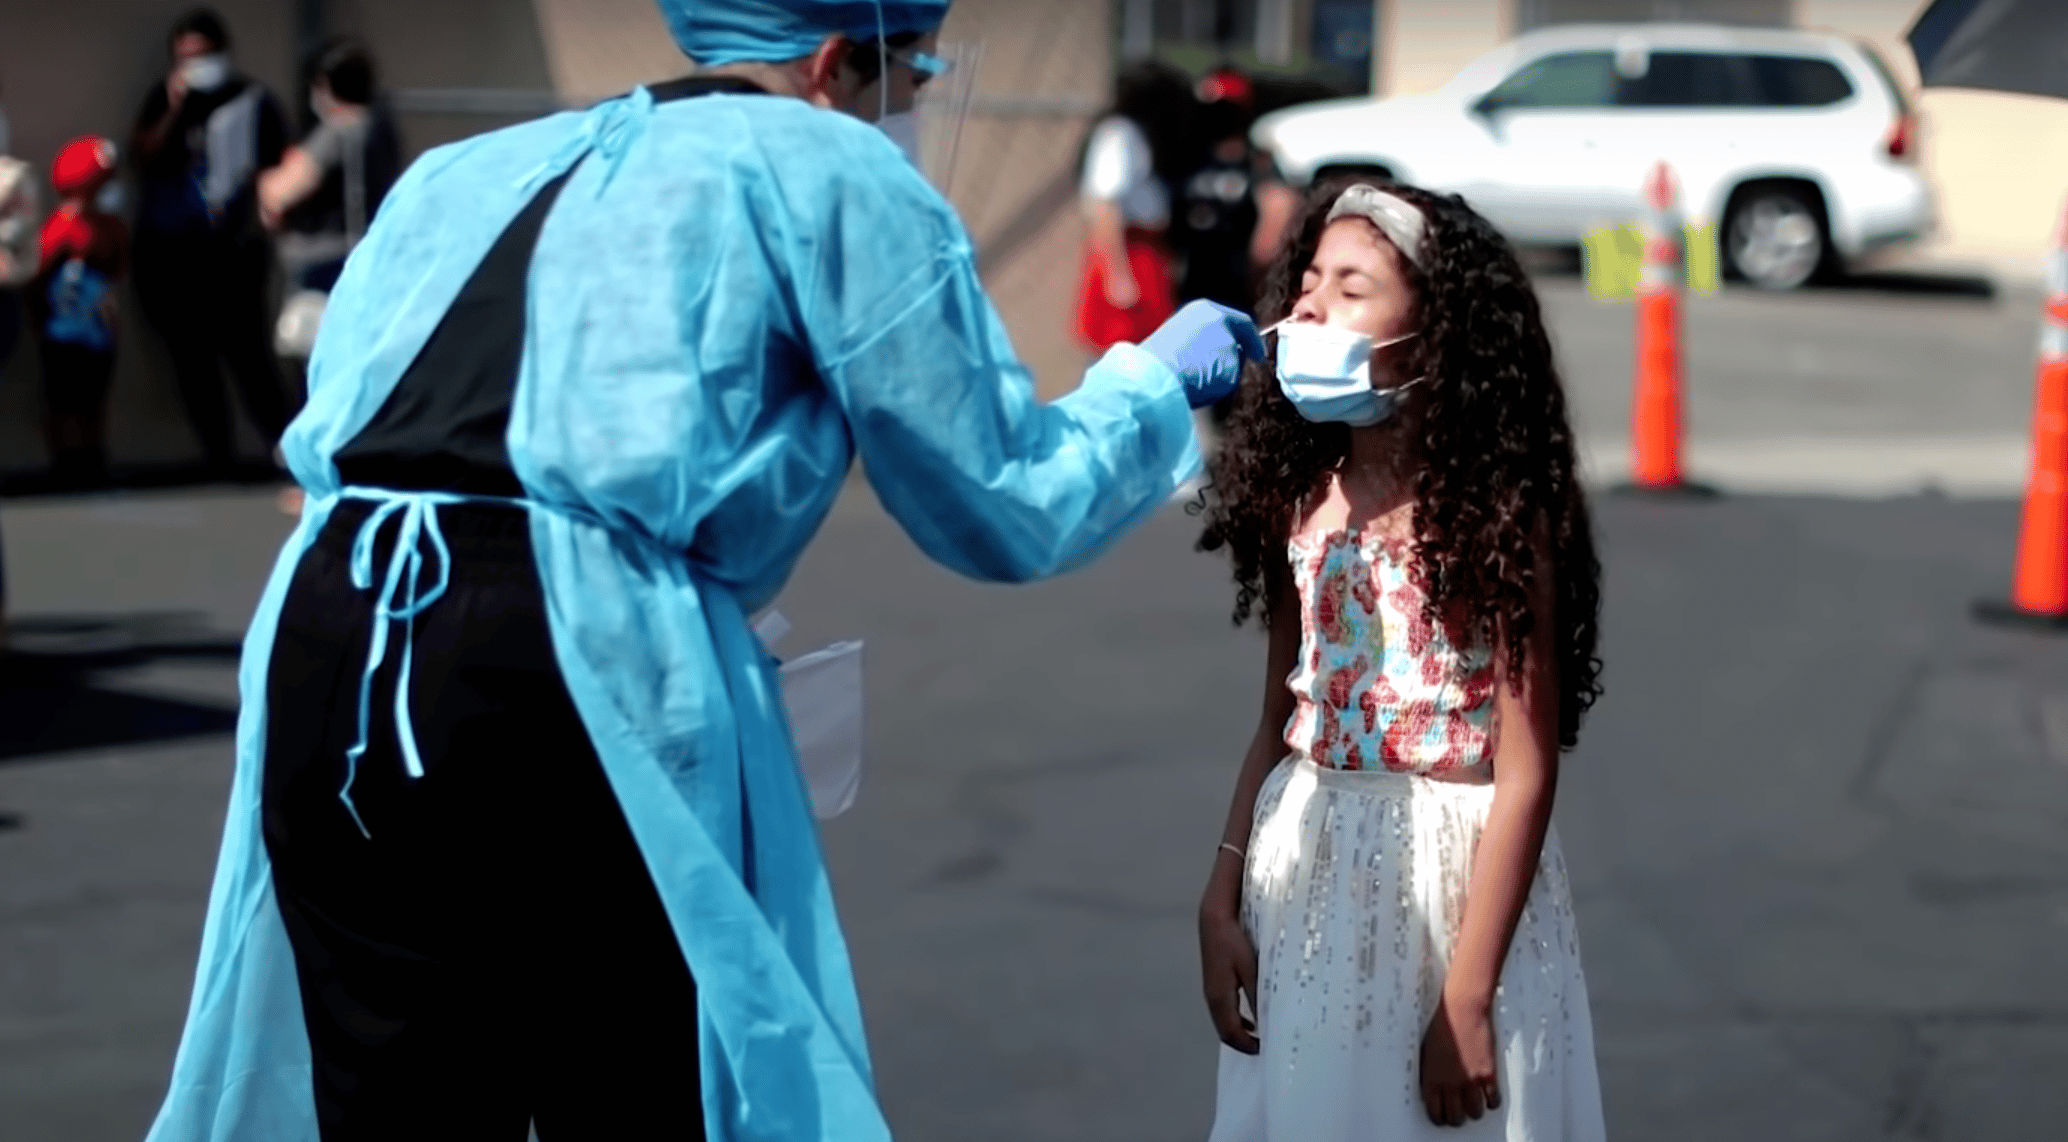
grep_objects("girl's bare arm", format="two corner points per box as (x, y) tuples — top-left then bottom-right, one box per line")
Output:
(1198, 566), (1301, 1053)
(1445, 552), (1562, 1010)
(1419, 544), (1562, 1125)
(1207, 568), (1301, 902)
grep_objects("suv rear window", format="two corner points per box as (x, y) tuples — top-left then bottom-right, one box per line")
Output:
(1742, 55), (1855, 106)
(1615, 51), (1854, 108)
(1620, 52), (1748, 107)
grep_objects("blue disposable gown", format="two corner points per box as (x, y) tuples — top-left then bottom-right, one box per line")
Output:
(144, 87), (1198, 1142)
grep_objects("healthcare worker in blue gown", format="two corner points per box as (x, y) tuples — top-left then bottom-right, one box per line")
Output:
(144, 0), (1262, 1139)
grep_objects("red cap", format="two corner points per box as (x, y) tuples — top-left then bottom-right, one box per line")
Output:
(1198, 69), (1254, 108)
(52, 136), (117, 196)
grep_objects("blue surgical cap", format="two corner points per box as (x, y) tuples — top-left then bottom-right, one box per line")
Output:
(659, 0), (952, 66)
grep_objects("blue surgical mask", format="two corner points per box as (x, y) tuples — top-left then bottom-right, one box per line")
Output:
(878, 110), (921, 166)
(1274, 322), (1421, 427)
(182, 54), (230, 93)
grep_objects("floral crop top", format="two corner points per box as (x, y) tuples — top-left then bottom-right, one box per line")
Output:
(1283, 527), (1498, 774)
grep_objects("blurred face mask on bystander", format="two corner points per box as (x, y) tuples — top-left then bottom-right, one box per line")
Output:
(181, 54), (229, 92)
(171, 30), (229, 94)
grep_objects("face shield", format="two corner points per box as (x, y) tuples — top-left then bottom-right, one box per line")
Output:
(858, 36), (981, 195)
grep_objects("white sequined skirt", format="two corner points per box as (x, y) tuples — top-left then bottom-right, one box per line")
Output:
(1208, 756), (1606, 1142)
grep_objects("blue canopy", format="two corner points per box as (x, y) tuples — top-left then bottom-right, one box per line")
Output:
(661, 0), (952, 66)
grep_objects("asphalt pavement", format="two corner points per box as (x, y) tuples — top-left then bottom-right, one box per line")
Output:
(3, 276), (2065, 1141)
(1542, 268), (2042, 497)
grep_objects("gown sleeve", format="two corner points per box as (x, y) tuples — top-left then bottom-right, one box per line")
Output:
(793, 128), (1201, 584)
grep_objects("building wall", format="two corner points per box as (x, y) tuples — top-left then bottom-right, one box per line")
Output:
(342, 0), (558, 156)
(1796, 0), (2068, 280)
(1375, 0), (1513, 96)
(0, 0), (301, 471)
(939, 0), (1114, 399)
(529, 0), (691, 105)
(1517, 0), (1791, 26)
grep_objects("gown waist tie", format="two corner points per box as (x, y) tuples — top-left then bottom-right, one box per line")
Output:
(329, 484), (653, 837)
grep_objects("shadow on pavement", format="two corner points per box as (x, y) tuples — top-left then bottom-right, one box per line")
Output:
(0, 612), (241, 763)
(1821, 268), (1998, 300)
(0, 459), (288, 501)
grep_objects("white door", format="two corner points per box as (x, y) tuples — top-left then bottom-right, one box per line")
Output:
(1462, 49), (1625, 242)
(1591, 48), (1770, 229)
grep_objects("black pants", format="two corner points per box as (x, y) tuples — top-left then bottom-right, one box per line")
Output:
(261, 500), (705, 1140)
(40, 340), (115, 483)
(0, 288), (19, 366)
(133, 235), (289, 470)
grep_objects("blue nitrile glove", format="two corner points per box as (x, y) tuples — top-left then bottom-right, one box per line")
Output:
(1140, 299), (1268, 409)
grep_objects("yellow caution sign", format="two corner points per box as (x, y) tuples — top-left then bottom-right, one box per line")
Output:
(1682, 219), (1720, 296)
(1580, 219), (1722, 300)
(1581, 221), (1644, 301)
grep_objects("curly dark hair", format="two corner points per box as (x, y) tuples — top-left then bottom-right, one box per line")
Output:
(1194, 176), (1604, 749)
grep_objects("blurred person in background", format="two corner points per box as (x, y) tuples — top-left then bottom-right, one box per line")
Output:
(129, 6), (291, 480)
(0, 86), (30, 652)
(142, 0), (1262, 1136)
(0, 164), (31, 373)
(1250, 169), (1300, 287)
(1222, 69), (1302, 302)
(0, 77), (33, 386)
(1074, 60), (1198, 352)
(261, 36), (402, 368)
(1172, 68), (1261, 317)
(1172, 67), (1271, 431)
(29, 138), (129, 488)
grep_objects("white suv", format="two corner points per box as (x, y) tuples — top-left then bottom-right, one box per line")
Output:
(1253, 23), (1935, 290)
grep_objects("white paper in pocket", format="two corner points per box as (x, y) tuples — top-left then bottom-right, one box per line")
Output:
(781, 640), (865, 819)
(752, 611), (865, 820)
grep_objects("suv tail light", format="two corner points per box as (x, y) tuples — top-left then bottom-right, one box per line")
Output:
(1886, 114), (1916, 162)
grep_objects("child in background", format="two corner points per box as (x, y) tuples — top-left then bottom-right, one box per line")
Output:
(32, 137), (128, 487)
(1194, 178), (1607, 1140)
(1073, 61), (1191, 352)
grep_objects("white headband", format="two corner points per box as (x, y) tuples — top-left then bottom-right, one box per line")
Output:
(1326, 183), (1428, 269)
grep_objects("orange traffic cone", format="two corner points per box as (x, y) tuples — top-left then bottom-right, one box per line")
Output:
(1977, 202), (2068, 626)
(1624, 163), (1714, 497)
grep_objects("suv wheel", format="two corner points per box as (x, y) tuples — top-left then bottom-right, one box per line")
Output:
(1725, 186), (1826, 291)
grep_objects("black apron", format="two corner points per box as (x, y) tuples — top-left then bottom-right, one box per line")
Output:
(261, 76), (765, 1142)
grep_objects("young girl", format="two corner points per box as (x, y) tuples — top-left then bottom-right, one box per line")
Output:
(32, 137), (128, 487)
(1195, 178), (1607, 1140)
